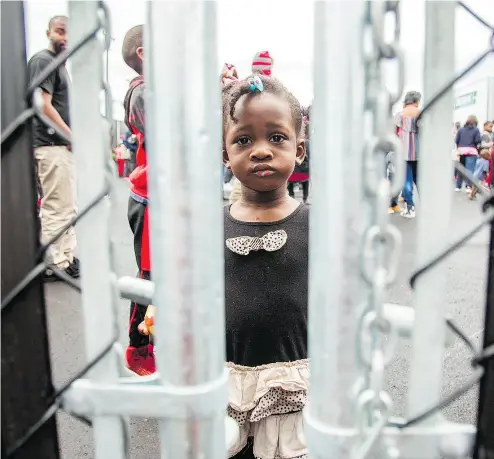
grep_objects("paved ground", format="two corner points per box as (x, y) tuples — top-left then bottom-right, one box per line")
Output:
(45, 178), (491, 458)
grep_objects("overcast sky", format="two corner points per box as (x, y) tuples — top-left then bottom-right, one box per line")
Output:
(25, 0), (494, 118)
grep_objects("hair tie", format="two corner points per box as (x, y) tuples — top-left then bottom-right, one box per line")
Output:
(248, 75), (264, 93)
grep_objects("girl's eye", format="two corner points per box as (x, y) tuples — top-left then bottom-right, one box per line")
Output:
(236, 136), (251, 146)
(270, 134), (286, 144)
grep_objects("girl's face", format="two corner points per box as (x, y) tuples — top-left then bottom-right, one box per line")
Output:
(223, 93), (305, 194)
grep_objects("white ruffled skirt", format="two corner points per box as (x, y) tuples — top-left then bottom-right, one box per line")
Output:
(226, 359), (309, 459)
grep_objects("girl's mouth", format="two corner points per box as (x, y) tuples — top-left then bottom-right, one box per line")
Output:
(254, 170), (275, 177)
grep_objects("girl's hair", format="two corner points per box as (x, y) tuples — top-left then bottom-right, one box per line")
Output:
(465, 115), (478, 127)
(222, 74), (303, 141)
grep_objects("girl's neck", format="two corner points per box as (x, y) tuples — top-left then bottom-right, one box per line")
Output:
(230, 185), (301, 223)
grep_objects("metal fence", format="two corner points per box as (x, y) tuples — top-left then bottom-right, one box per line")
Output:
(1, 1), (493, 458)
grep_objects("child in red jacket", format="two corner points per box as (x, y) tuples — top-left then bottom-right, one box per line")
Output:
(122, 25), (155, 375)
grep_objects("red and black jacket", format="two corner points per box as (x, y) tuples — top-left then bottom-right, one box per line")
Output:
(124, 76), (149, 200)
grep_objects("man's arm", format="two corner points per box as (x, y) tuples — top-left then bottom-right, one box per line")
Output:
(29, 57), (72, 139)
(40, 91), (71, 139)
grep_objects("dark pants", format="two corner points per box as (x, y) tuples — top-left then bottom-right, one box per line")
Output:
(128, 196), (151, 349)
(403, 160), (418, 207)
(231, 442), (255, 459)
(287, 181), (309, 201)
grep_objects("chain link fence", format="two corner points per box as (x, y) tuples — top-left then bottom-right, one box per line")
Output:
(1, 2), (118, 457)
(1, 1), (494, 458)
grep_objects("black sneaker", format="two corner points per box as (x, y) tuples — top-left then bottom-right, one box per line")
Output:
(65, 257), (80, 279)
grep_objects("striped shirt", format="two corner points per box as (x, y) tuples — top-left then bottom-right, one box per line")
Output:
(395, 112), (420, 161)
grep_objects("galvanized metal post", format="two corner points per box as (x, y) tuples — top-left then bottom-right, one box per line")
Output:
(407, 0), (455, 443)
(146, 1), (227, 458)
(306, 1), (366, 457)
(68, 3), (128, 458)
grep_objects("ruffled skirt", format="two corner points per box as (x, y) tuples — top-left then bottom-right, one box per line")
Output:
(227, 359), (309, 459)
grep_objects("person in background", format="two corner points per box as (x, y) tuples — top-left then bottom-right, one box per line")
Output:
(28, 15), (80, 281)
(453, 121), (461, 137)
(121, 24), (155, 375)
(483, 122), (494, 187)
(481, 120), (493, 150)
(453, 122), (461, 181)
(469, 148), (491, 200)
(123, 130), (138, 176)
(287, 107), (310, 203)
(222, 63), (241, 197)
(455, 115), (481, 192)
(386, 150), (401, 214)
(395, 91), (421, 219)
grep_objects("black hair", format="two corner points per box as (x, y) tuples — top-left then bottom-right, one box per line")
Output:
(222, 74), (302, 140)
(48, 15), (68, 30)
(404, 90), (421, 106)
(122, 25), (144, 75)
(484, 120), (493, 128)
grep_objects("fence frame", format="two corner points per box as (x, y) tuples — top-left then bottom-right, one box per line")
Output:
(68, 2), (128, 457)
(3, 1), (493, 458)
(407, 0), (456, 429)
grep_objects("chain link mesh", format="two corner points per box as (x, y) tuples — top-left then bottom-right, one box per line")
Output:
(1, 1), (494, 458)
(1, 2), (117, 457)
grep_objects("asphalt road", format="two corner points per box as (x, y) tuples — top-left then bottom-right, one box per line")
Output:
(44, 178), (491, 458)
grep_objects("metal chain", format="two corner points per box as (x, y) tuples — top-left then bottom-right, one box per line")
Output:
(355, 2), (405, 458)
(2, 3), (118, 457)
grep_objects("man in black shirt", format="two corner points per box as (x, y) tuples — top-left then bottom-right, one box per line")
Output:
(28, 15), (80, 280)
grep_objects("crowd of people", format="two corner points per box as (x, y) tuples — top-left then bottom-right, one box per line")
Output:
(31, 15), (494, 459)
(453, 116), (493, 200)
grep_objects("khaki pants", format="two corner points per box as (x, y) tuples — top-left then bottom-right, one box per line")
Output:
(35, 145), (77, 268)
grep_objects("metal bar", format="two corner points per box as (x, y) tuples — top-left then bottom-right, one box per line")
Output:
(407, 0), (455, 444)
(474, 218), (494, 459)
(146, 2), (227, 458)
(1, 2), (60, 457)
(306, 1), (366, 457)
(68, 3), (127, 458)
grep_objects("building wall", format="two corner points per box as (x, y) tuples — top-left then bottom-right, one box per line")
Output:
(454, 77), (493, 128)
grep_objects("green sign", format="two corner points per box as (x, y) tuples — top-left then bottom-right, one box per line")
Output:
(455, 91), (477, 109)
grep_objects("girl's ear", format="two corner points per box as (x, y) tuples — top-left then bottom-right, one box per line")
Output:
(222, 149), (231, 168)
(295, 139), (306, 165)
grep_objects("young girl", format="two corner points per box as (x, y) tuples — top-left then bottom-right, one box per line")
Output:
(140, 74), (309, 459)
(222, 74), (308, 459)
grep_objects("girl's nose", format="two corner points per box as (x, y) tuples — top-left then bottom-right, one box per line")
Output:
(250, 148), (273, 161)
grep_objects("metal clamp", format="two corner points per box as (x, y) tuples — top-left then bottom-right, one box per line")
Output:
(305, 406), (476, 459)
(62, 368), (229, 420)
